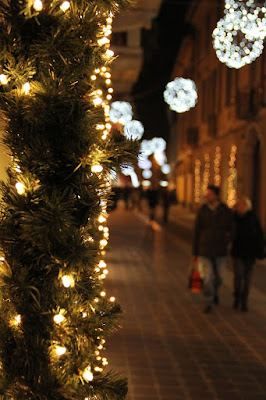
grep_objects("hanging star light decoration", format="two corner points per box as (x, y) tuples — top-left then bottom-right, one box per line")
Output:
(109, 101), (133, 125)
(164, 77), (198, 113)
(123, 120), (144, 140)
(225, 0), (266, 40)
(212, 6), (264, 69)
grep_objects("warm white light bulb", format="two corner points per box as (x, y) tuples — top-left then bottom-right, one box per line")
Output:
(0, 74), (8, 85)
(100, 239), (108, 248)
(62, 275), (75, 288)
(55, 346), (66, 356)
(60, 1), (70, 12)
(33, 0), (43, 11)
(15, 182), (25, 195)
(98, 215), (106, 223)
(110, 296), (115, 302)
(83, 367), (94, 382)
(91, 165), (103, 173)
(100, 291), (106, 297)
(53, 314), (65, 324)
(22, 82), (31, 94)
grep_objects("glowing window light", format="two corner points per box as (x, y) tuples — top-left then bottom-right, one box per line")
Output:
(212, 13), (264, 69)
(142, 169), (152, 179)
(225, 0), (266, 40)
(15, 182), (25, 195)
(161, 164), (171, 174)
(164, 77), (198, 113)
(109, 101), (133, 125)
(33, 0), (43, 10)
(123, 120), (144, 140)
(138, 156), (152, 170)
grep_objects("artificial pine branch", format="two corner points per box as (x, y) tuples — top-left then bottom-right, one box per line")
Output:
(0, 0), (137, 399)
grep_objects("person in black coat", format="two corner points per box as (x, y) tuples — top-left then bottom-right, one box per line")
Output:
(231, 197), (265, 312)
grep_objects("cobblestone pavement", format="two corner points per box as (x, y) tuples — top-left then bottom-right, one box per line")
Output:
(105, 207), (266, 400)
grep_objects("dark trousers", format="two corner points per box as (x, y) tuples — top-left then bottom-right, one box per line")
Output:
(233, 257), (255, 307)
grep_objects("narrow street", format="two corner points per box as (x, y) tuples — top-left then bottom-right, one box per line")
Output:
(105, 206), (266, 400)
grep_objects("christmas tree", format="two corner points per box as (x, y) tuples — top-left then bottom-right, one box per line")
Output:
(0, 1), (137, 399)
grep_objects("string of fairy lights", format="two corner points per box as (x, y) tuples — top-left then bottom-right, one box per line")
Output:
(0, 0), (126, 388)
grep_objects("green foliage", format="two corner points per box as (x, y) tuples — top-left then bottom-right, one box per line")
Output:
(0, 0), (137, 399)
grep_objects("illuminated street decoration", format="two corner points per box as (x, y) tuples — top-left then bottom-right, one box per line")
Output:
(124, 120), (144, 140)
(121, 166), (139, 188)
(140, 140), (154, 157)
(164, 77), (198, 113)
(225, 0), (266, 40)
(142, 169), (152, 179)
(109, 101), (133, 125)
(138, 156), (152, 170)
(161, 164), (171, 175)
(212, 12), (264, 69)
(202, 153), (210, 196)
(194, 159), (201, 204)
(214, 146), (222, 187)
(154, 151), (167, 166)
(227, 145), (237, 207)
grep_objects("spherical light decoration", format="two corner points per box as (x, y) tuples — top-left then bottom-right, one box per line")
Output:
(123, 120), (144, 140)
(161, 164), (171, 174)
(164, 77), (198, 113)
(142, 169), (152, 179)
(212, 13), (264, 69)
(109, 101), (133, 125)
(151, 137), (166, 153)
(154, 151), (167, 167)
(140, 140), (154, 157)
(138, 156), (152, 170)
(225, 0), (266, 40)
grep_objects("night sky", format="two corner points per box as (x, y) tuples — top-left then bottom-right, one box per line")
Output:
(131, 0), (191, 141)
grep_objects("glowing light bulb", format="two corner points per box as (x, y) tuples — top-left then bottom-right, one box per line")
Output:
(106, 49), (114, 57)
(60, 1), (70, 12)
(22, 82), (30, 94)
(0, 74), (8, 85)
(100, 239), (108, 248)
(14, 315), (21, 325)
(91, 75), (97, 80)
(91, 165), (103, 173)
(110, 296), (115, 302)
(108, 88), (113, 93)
(33, 0), (43, 11)
(98, 260), (106, 268)
(83, 367), (94, 382)
(98, 215), (106, 223)
(53, 314), (65, 324)
(93, 97), (102, 106)
(62, 275), (75, 288)
(98, 37), (110, 46)
(105, 79), (111, 85)
(15, 182), (25, 195)
(100, 291), (106, 297)
(55, 346), (66, 356)
(102, 357), (108, 365)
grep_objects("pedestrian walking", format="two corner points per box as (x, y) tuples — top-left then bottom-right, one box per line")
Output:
(192, 184), (234, 313)
(146, 185), (159, 221)
(231, 197), (265, 312)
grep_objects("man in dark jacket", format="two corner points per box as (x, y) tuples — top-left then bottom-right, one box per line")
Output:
(193, 184), (234, 313)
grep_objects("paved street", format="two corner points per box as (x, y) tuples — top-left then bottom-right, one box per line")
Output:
(105, 206), (266, 400)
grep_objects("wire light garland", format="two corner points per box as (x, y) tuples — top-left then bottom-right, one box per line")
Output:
(227, 145), (237, 207)
(194, 159), (201, 204)
(164, 77), (198, 113)
(123, 120), (144, 140)
(109, 101), (133, 125)
(212, 1), (265, 69)
(225, 0), (266, 40)
(214, 146), (222, 187)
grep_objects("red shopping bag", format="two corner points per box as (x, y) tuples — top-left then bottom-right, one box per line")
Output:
(188, 267), (203, 293)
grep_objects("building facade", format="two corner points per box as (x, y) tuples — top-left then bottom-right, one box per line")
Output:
(168, 0), (266, 230)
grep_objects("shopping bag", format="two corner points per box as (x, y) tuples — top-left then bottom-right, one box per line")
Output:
(188, 266), (203, 293)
